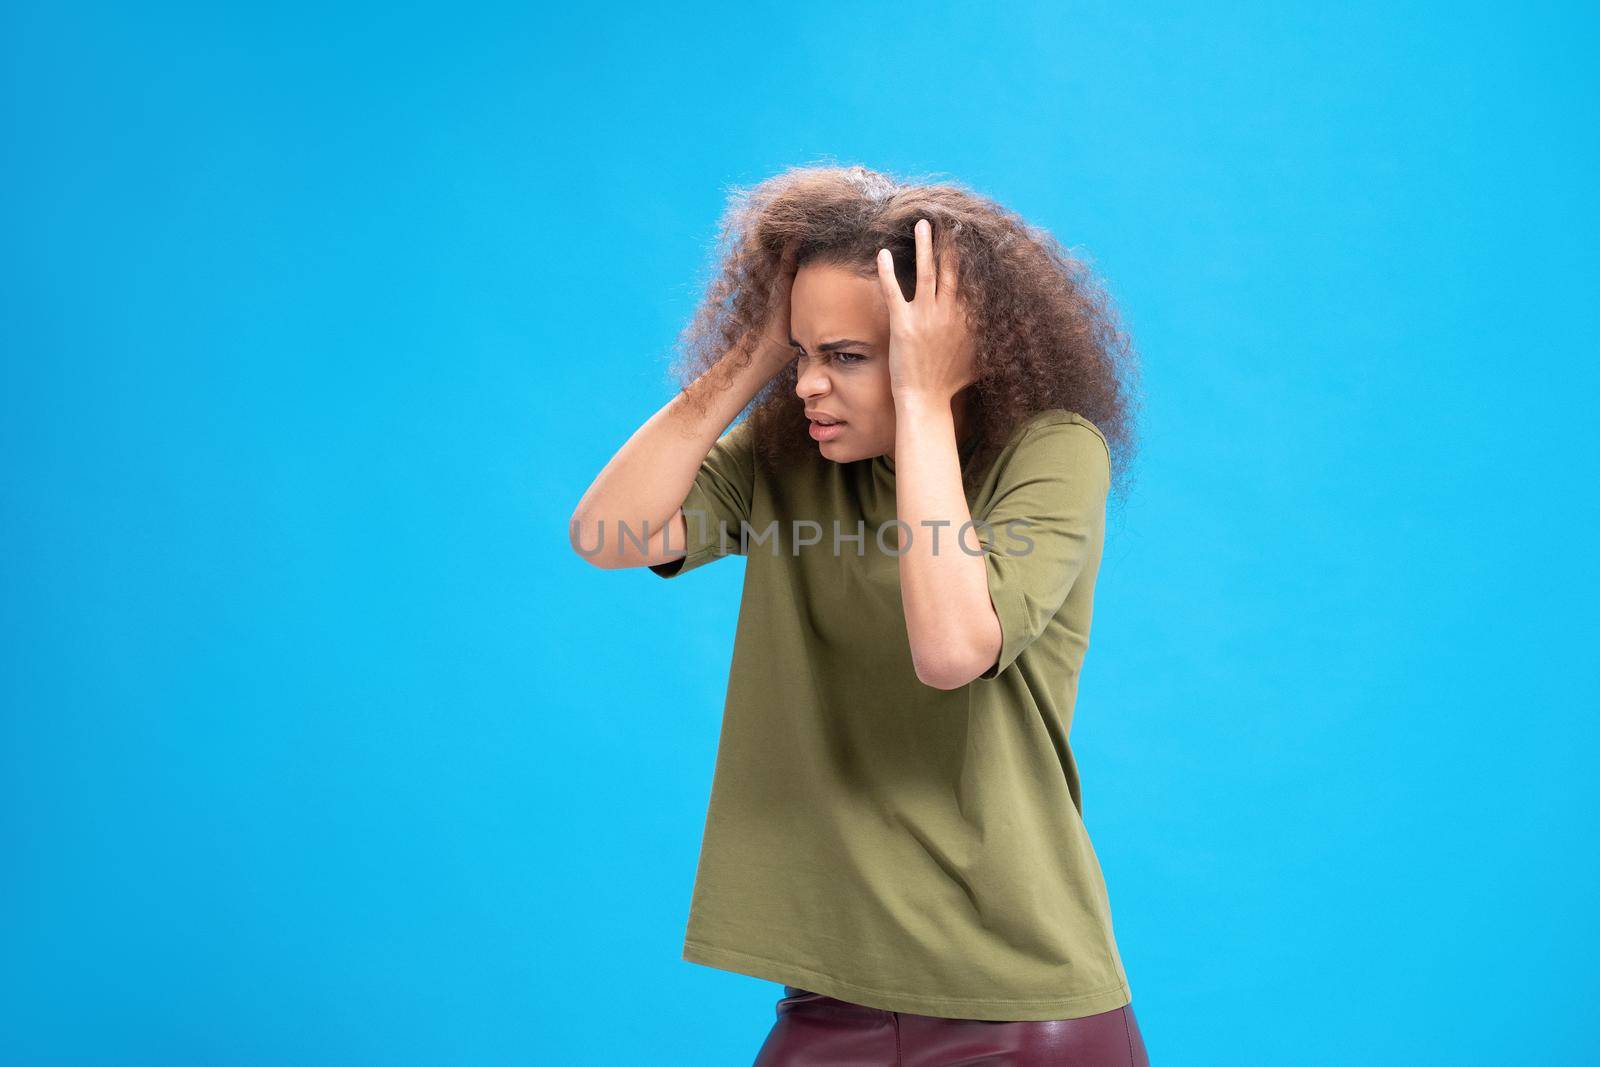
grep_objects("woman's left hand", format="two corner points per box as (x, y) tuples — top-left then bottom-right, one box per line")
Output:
(876, 218), (977, 406)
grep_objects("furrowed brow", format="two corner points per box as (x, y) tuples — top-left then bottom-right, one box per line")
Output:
(789, 337), (872, 352)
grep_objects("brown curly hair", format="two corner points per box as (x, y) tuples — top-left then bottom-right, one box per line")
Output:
(665, 162), (1143, 507)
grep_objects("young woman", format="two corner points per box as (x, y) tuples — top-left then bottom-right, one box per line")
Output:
(571, 164), (1147, 1065)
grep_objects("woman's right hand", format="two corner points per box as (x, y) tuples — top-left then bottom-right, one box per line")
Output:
(750, 239), (800, 371)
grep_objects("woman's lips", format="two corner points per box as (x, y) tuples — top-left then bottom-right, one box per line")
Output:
(809, 420), (846, 441)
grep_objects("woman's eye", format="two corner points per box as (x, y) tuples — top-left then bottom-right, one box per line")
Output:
(793, 350), (866, 365)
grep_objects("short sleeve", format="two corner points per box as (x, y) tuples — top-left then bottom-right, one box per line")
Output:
(974, 416), (1111, 679)
(648, 418), (757, 579)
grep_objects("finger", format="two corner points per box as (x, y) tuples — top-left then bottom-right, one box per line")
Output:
(914, 218), (935, 301)
(773, 239), (798, 283)
(876, 247), (907, 310)
(937, 240), (959, 301)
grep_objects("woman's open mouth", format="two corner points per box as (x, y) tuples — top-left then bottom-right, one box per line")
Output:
(808, 418), (846, 441)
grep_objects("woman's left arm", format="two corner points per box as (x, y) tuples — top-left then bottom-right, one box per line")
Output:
(892, 396), (1001, 689)
(878, 219), (1001, 689)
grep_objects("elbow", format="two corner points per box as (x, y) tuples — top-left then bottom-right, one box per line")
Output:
(568, 509), (614, 569)
(910, 626), (999, 690)
(915, 669), (968, 691)
(912, 650), (985, 691)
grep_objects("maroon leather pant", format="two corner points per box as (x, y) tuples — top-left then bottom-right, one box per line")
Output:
(753, 985), (1149, 1066)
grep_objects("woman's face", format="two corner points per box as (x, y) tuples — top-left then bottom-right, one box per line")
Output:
(788, 260), (899, 463)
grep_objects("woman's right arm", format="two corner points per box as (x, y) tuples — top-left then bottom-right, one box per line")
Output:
(569, 342), (790, 570)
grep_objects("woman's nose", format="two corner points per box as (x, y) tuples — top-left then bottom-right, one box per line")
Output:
(795, 362), (829, 397)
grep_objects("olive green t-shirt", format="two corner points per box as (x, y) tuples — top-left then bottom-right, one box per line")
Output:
(648, 408), (1131, 1021)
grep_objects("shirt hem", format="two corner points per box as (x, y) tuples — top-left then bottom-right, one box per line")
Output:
(681, 936), (1132, 1022)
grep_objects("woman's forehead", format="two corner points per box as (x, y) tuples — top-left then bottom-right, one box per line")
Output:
(790, 262), (887, 343)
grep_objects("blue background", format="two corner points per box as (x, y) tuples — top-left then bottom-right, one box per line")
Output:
(5, 2), (1596, 1063)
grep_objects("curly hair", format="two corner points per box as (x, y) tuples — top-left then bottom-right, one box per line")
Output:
(665, 162), (1143, 507)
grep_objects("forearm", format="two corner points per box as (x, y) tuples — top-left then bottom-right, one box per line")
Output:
(569, 341), (785, 561)
(893, 395), (1000, 688)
